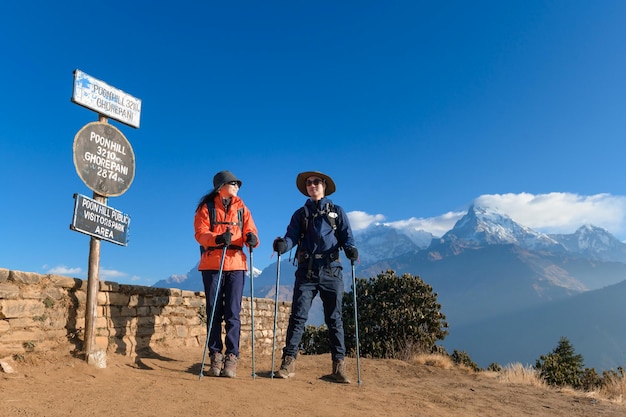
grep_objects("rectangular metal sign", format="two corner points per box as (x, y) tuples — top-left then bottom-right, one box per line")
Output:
(71, 194), (131, 246)
(71, 69), (142, 128)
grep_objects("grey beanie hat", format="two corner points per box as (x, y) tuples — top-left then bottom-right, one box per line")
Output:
(212, 170), (242, 192)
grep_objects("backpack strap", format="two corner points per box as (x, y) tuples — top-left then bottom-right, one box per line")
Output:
(295, 202), (343, 274)
(206, 200), (244, 232)
(297, 202), (342, 253)
(200, 201), (244, 255)
(237, 206), (244, 229)
(301, 202), (337, 232)
(324, 202), (338, 231)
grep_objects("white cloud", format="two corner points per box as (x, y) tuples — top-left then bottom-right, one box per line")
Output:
(45, 265), (140, 283)
(128, 275), (142, 282)
(385, 212), (465, 237)
(474, 192), (626, 236)
(100, 269), (127, 280)
(47, 265), (82, 276)
(347, 210), (464, 237)
(348, 193), (626, 239)
(347, 210), (386, 231)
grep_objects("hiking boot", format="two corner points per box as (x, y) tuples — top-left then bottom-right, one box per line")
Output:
(331, 359), (351, 384)
(276, 355), (296, 379)
(221, 353), (238, 378)
(207, 352), (223, 377)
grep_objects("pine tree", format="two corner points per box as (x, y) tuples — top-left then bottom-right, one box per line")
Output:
(535, 336), (585, 388)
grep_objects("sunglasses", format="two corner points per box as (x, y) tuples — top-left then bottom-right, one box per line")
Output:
(306, 179), (324, 186)
(227, 181), (240, 186)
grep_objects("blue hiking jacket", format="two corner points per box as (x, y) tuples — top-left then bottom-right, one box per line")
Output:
(282, 197), (355, 268)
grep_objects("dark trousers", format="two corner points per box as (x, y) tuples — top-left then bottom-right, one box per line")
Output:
(282, 265), (346, 361)
(202, 269), (245, 357)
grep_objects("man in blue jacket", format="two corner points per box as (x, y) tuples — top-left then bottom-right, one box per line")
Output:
(273, 171), (358, 383)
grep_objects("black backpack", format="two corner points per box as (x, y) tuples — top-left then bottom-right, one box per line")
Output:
(302, 202), (338, 233)
(292, 202), (345, 267)
(297, 202), (342, 248)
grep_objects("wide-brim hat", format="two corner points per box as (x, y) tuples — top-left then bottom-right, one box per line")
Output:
(296, 171), (336, 197)
(213, 170), (242, 192)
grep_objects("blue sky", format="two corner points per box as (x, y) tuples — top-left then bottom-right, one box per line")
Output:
(2, 1), (626, 286)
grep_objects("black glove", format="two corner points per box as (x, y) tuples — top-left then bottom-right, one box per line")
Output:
(246, 232), (258, 247)
(215, 230), (232, 246)
(273, 237), (288, 255)
(344, 246), (358, 262)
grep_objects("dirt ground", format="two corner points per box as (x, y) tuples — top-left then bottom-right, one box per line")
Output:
(1, 343), (624, 417)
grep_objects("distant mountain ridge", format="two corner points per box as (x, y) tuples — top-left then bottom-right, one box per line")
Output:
(446, 278), (626, 371)
(153, 263), (263, 292)
(153, 204), (626, 370)
(155, 204), (626, 313)
(550, 224), (626, 263)
(357, 205), (626, 370)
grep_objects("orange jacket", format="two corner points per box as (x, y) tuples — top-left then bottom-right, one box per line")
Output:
(194, 196), (259, 271)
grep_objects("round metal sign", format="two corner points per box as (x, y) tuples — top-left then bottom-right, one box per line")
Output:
(73, 122), (136, 197)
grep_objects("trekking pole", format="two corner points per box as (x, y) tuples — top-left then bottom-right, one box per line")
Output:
(271, 253), (281, 379)
(248, 246), (256, 380)
(198, 245), (228, 380)
(351, 261), (362, 386)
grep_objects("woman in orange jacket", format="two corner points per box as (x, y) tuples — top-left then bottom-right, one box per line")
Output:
(194, 170), (259, 378)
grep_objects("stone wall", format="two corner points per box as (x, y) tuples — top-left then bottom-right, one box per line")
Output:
(0, 268), (291, 359)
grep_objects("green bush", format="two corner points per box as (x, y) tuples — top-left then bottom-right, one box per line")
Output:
(300, 324), (330, 355)
(599, 367), (625, 390)
(535, 336), (585, 388)
(451, 349), (480, 371)
(343, 269), (448, 360)
(487, 362), (502, 372)
(579, 367), (601, 391)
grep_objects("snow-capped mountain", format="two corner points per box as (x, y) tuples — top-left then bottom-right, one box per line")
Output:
(353, 205), (626, 370)
(549, 224), (626, 263)
(433, 205), (564, 254)
(370, 204), (626, 294)
(157, 204), (626, 296)
(351, 223), (428, 265)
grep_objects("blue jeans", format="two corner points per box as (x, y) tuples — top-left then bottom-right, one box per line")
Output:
(282, 265), (346, 361)
(202, 269), (245, 357)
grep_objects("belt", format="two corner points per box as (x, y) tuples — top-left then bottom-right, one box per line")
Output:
(200, 244), (243, 254)
(300, 251), (339, 261)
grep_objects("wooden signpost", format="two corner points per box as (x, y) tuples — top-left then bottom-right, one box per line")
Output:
(70, 70), (140, 366)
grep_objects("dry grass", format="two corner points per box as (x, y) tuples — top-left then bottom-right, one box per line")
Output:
(486, 361), (626, 406)
(597, 374), (626, 404)
(496, 362), (546, 388)
(409, 352), (455, 370)
(408, 355), (625, 406)
(409, 354), (626, 404)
